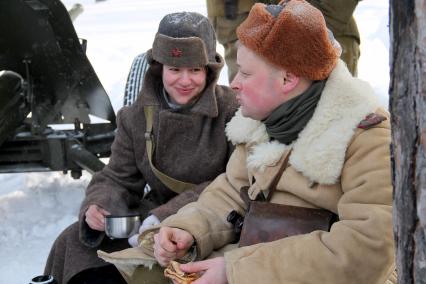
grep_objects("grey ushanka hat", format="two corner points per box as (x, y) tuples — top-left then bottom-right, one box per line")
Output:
(149, 12), (219, 67)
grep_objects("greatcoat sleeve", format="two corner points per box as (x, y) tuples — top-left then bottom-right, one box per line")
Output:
(79, 108), (150, 247)
(162, 123), (394, 283)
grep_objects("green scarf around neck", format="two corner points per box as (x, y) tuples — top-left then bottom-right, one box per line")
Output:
(262, 80), (326, 145)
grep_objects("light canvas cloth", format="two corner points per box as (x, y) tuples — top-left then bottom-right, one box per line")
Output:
(97, 231), (158, 281)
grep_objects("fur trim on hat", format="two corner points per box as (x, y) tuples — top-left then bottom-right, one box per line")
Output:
(237, 0), (340, 80)
(151, 11), (218, 68)
(152, 34), (209, 67)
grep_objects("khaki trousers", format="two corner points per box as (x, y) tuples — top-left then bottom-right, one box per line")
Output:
(335, 35), (360, 77)
(208, 13), (248, 82)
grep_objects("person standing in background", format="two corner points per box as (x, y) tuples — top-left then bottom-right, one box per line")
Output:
(207, 0), (361, 82)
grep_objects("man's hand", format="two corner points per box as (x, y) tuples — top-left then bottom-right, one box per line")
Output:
(85, 204), (110, 231)
(154, 226), (194, 267)
(179, 257), (227, 284)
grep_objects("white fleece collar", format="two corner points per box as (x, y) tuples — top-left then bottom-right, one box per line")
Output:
(225, 61), (380, 184)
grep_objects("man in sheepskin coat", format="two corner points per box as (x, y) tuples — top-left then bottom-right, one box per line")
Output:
(151, 1), (396, 283)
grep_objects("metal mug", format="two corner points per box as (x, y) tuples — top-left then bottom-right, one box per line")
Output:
(104, 214), (142, 239)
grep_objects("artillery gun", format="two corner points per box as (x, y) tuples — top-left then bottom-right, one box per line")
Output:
(0, 0), (118, 178)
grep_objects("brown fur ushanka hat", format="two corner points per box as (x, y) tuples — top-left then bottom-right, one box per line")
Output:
(236, 0), (341, 80)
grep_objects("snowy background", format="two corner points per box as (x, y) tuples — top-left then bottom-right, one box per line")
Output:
(0, 0), (389, 283)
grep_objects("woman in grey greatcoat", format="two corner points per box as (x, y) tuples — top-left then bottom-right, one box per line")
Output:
(44, 11), (238, 284)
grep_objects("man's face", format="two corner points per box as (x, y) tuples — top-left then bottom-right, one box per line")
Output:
(230, 45), (287, 120)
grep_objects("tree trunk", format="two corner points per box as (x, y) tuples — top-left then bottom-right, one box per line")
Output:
(390, 0), (426, 282)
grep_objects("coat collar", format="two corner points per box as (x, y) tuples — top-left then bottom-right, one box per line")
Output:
(226, 60), (381, 184)
(137, 51), (225, 118)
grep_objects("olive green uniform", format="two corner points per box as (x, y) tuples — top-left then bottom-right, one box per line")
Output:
(207, 0), (361, 81)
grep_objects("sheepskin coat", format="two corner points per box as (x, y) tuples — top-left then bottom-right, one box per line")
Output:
(44, 53), (238, 283)
(162, 61), (395, 283)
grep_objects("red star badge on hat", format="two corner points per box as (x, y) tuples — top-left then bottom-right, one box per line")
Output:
(171, 48), (183, 57)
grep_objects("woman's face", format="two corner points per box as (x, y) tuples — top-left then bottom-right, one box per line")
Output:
(162, 65), (207, 105)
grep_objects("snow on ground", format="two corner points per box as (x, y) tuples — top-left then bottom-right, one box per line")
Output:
(0, 172), (89, 282)
(0, 0), (389, 283)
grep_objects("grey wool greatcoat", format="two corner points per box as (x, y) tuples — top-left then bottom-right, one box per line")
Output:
(44, 53), (238, 283)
